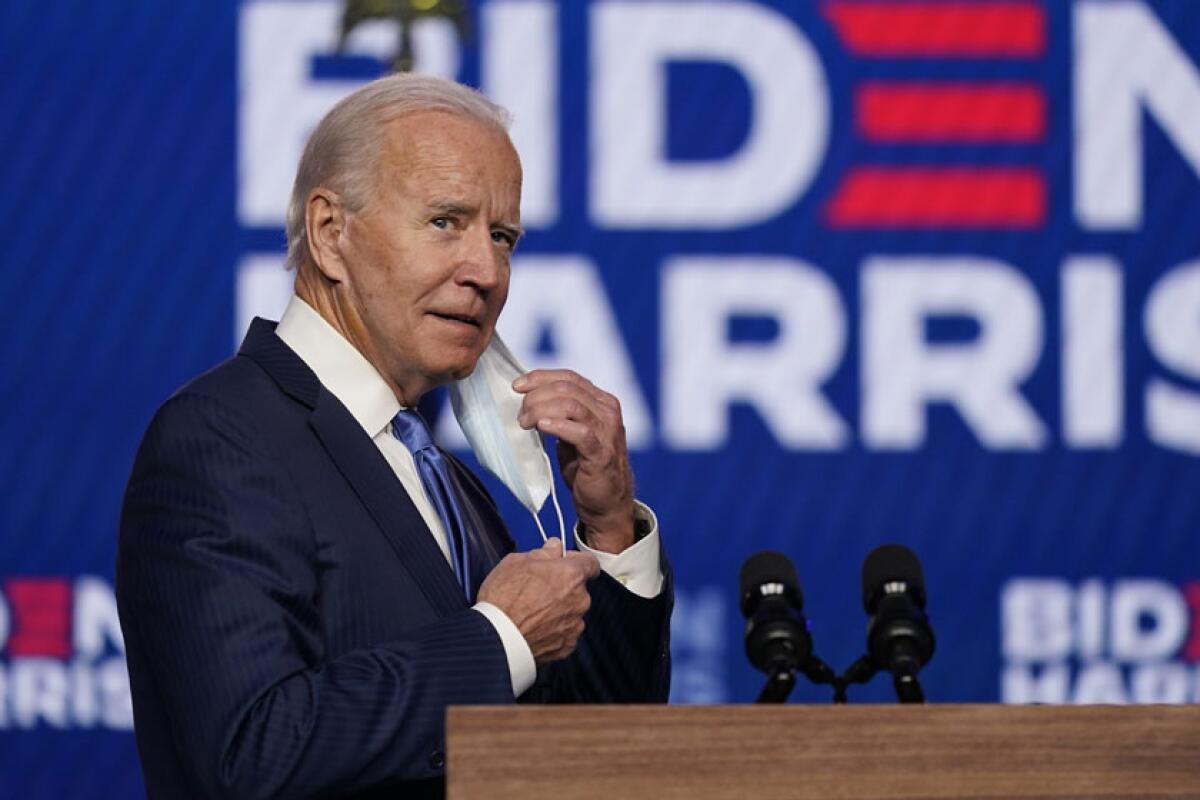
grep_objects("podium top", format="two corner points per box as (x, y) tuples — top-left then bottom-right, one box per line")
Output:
(447, 704), (1200, 800)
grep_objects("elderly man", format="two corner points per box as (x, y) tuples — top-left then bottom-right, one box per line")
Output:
(117, 74), (670, 799)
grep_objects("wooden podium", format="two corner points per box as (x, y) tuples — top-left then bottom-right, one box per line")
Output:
(447, 704), (1200, 799)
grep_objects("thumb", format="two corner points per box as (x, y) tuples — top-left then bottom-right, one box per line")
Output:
(532, 537), (564, 559)
(566, 551), (601, 579)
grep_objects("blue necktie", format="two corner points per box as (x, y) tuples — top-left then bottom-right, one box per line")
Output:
(391, 409), (475, 602)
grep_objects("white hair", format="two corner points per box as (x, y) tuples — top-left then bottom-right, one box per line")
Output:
(284, 73), (512, 271)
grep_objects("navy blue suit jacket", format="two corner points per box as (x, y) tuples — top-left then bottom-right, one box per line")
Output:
(117, 319), (672, 799)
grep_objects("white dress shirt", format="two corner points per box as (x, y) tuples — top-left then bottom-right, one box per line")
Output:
(275, 296), (662, 697)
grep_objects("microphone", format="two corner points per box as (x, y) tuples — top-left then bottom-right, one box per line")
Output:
(739, 551), (836, 703)
(855, 544), (936, 703)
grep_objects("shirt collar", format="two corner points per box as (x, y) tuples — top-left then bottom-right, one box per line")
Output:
(275, 295), (401, 438)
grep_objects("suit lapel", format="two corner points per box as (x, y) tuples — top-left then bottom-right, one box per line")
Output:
(309, 397), (467, 616)
(238, 317), (467, 617)
(440, 455), (513, 597)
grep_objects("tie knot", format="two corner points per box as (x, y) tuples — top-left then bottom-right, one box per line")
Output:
(391, 409), (437, 454)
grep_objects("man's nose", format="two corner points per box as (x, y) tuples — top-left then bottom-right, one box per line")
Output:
(456, 227), (504, 291)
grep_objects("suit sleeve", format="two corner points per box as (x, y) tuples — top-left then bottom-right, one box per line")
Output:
(521, 543), (674, 705)
(117, 393), (512, 799)
(446, 452), (673, 705)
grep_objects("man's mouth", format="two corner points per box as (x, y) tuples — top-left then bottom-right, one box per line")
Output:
(429, 311), (481, 328)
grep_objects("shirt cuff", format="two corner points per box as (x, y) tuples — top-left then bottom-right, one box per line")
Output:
(473, 601), (537, 697)
(575, 500), (664, 599)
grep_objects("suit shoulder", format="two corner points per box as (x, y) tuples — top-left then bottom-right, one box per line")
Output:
(136, 354), (302, 458)
(171, 353), (280, 408)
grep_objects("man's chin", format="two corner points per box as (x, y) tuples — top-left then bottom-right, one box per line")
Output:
(427, 350), (484, 385)
(411, 333), (491, 387)
(448, 363), (478, 382)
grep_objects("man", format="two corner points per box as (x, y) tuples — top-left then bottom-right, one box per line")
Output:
(117, 74), (670, 799)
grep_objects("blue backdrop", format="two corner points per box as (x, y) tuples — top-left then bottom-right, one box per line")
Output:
(2, 1), (1198, 796)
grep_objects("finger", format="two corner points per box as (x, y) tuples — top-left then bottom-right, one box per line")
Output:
(517, 379), (609, 423)
(516, 374), (623, 434)
(543, 377), (622, 429)
(518, 393), (600, 430)
(565, 551), (602, 579)
(535, 417), (605, 459)
(514, 369), (593, 390)
(554, 621), (586, 659)
(574, 591), (593, 617)
(514, 370), (608, 406)
(548, 644), (576, 663)
(531, 537), (564, 559)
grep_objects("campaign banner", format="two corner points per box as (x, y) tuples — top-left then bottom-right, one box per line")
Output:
(2, 1), (1198, 795)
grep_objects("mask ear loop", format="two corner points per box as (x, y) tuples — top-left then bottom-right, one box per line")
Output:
(531, 508), (550, 544)
(534, 440), (568, 557)
(549, 472), (566, 558)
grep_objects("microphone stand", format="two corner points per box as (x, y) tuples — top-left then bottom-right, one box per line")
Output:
(756, 666), (796, 704)
(887, 638), (927, 703)
(893, 670), (925, 704)
(834, 652), (926, 704)
(833, 654), (875, 704)
(755, 655), (839, 704)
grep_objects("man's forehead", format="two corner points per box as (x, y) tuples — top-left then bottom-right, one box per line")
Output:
(373, 111), (522, 218)
(379, 110), (518, 167)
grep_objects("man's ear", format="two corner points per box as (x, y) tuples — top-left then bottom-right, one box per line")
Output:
(305, 188), (349, 283)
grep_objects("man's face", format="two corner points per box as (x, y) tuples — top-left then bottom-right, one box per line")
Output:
(337, 111), (522, 401)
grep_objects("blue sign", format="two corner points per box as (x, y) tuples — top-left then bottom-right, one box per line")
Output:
(2, 1), (1199, 795)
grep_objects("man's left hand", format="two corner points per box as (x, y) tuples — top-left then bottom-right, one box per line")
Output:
(514, 369), (635, 554)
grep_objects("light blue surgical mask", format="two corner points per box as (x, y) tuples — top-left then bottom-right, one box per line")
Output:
(449, 334), (567, 548)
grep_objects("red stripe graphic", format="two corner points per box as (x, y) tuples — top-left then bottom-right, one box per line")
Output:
(824, 167), (1046, 227)
(858, 83), (1045, 142)
(823, 2), (1046, 57)
(5, 578), (72, 658)
(1185, 582), (1200, 663)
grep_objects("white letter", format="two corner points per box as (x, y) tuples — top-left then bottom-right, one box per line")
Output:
(74, 577), (124, 659)
(0, 589), (8, 653)
(1073, 662), (1128, 704)
(1145, 260), (1200, 454)
(1110, 580), (1188, 662)
(12, 659), (69, 729)
(863, 258), (1046, 449)
(1062, 257), (1123, 447)
(1002, 664), (1069, 704)
(1132, 663), (1190, 703)
(670, 660), (727, 705)
(483, 1), (558, 228)
(1002, 579), (1074, 662)
(672, 587), (726, 653)
(1075, 1), (1200, 229)
(437, 256), (652, 449)
(1077, 579), (1107, 661)
(239, 1), (458, 226)
(662, 257), (847, 450)
(669, 587), (728, 704)
(70, 661), (97, 728)
(99, 658), (134, 730)
(592, 2), (828, 228)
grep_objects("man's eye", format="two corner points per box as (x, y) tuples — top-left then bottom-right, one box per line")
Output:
(431, 217), (451, 230)
(491, 230), (516, 247)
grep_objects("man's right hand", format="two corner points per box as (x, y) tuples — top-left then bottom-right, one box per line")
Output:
(476, 538), (601, 664)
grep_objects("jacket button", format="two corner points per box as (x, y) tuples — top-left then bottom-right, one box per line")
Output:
(429, 749), (446, 770)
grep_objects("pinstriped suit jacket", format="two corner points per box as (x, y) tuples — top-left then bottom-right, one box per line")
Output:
(116, 318), (672, 799)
